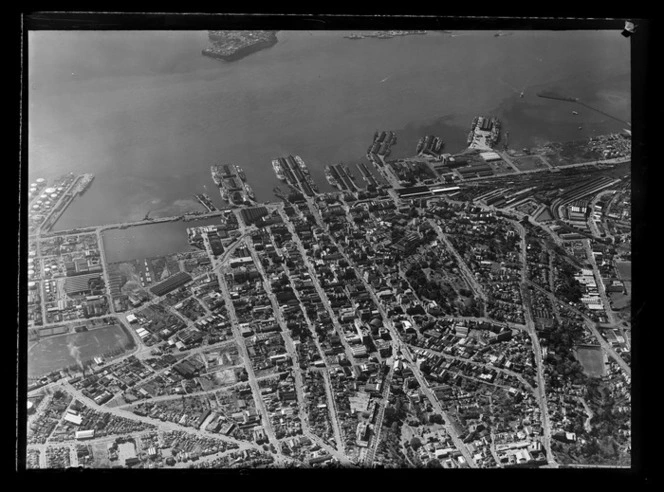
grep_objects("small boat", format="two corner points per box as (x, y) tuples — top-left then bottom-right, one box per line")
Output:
(572, 111), (579, 115)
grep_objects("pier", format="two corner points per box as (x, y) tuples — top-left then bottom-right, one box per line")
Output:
(537, 92), (630, 126)
(38, 173), (94, 234)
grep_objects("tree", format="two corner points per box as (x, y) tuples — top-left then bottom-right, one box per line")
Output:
(410, 437), (422, 451)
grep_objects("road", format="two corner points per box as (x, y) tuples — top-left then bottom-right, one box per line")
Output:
(214, 249), (282, 454)
(363, 367), (393, 466)
(244, 236), (345, 460)
(512, 219), (557, 466)
(267, 230), (346, 456)
(58, 381), (268, 453)
(582, 239), (631, 351)
(459, 157), (629, 184)
(277, 207), (359, 367)
(428, 218), (489, 310)
(412, 345), (536, 394)
(526, 280), (631, 377)
(115, 367), (264, 409)
(305, 203), (477, 467)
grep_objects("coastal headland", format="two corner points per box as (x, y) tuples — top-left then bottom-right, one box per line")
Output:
(202, 30), (279, 62)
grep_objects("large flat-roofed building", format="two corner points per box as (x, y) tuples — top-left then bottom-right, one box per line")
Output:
(480, 151), (502, 161)
(149, 271), (193, 297)
(64, 413), (83, 426)
(75, 429), (95, 440)
(64, 273), (102, 295)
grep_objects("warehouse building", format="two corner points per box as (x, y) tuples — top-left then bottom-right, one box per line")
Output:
(480, 151), (502, 161)
(64, 273), (102, 296)
(149, 271), (193, 297)
(75, 429), (95, 440)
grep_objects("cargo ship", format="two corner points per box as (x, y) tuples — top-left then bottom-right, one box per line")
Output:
(243, 182), (256, 201)
(343, 164), (356, 182)
(219, 186), (229, 202)
(274, 155), (318, 196)
(467, 116), (479, 144)
(272, 159), (286, 181)
(294, 155), (310, 175)
(295, 155), (319, 193)
(211, 165), (224, 186)
(325, 165), (339, 188)
(416, 135), (445, 157)
(194, 193), (217, 212)
(368, 130), (397, 157)
(234, 165), (247, 181)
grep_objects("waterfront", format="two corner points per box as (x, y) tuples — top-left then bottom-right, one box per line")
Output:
(101, 218), (221, 263)
(29, 30), (630, 230)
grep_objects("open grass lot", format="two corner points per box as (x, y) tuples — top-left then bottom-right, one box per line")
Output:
(609, 292), (630, 310)
(544, 141), (604, 167)
(512, 155), (547, 172)
(28, 324), (134, 378)
(487, 160), (516, 175)
(575, 346), (606, 378)
(615, 261), (631, 281)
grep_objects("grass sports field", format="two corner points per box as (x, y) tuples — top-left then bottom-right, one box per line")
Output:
(575, 346), (606, 378)
(28, 324), (134, 378)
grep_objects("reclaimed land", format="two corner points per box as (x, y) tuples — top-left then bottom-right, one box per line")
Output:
(28, 324), (135, 378)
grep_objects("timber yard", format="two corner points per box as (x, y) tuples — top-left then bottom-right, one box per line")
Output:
(26, 110), (633, 470)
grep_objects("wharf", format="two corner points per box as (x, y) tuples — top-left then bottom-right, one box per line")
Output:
(39, 174), (94, 234)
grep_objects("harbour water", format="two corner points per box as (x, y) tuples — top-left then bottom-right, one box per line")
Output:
(101, 218), (220, 263)
(29, 30), (630, 231)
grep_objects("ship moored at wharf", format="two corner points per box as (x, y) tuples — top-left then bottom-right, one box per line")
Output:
(272, 155), (318, 196)
(194, 193), (217, 212)
(234, 164), (247, 181)
(272, 159), (286, 181)
(243, 182), (256, 201)
(211, 164), (255, 206)
(417, 135), (445, 158)
(325, 165), (339, 188)
(368, 130), (397, 158)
